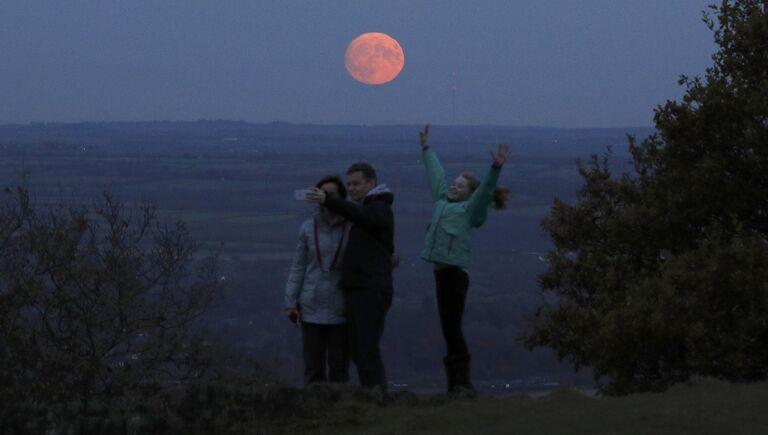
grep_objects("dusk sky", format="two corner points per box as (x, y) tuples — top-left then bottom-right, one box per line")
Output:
(1, 1), (715, 128)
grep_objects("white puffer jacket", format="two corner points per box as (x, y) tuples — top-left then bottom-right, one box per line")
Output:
(284, 214), (348, 324)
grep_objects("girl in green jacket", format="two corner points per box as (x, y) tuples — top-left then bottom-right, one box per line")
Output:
(419, 125), (510, 395)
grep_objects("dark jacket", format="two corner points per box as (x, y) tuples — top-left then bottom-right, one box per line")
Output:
(323, 184), (394, 291)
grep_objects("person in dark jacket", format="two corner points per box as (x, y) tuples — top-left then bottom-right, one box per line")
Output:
(418, 125), (510, 396)
(306, 162), (394, 391)
(285, 175), (350, 385)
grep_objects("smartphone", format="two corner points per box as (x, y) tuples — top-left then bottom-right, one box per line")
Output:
(293, 188), (312, 201)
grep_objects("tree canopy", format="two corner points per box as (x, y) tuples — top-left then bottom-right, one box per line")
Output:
(524, 0), (768, 394)
(0, 186), (221, 412)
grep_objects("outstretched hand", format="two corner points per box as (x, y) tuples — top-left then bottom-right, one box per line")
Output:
(491, 143), (510, 167)
(419, 124), (430, 150)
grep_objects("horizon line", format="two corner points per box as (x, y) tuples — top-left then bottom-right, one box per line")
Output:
(0, 119), (656, 131)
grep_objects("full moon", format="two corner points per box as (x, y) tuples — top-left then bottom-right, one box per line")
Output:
(345, 32), (405, 85)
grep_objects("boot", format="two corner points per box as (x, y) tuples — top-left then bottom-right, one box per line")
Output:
(442, 356), (457, 393)
(444, 354), (476, 397)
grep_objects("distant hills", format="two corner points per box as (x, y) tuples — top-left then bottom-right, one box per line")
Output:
(0, 120), (654, 157)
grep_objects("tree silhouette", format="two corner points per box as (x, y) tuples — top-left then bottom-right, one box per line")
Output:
(0, 186), (220, 412)
(524, 0), (768, 394)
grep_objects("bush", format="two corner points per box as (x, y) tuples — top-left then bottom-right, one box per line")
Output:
(524, 0), (768, 394)
(0, 186), (221, 414)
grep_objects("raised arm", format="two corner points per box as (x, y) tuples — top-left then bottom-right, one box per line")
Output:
(321, 196), (392, 232)
(466, 144), (509, 226)
(420, 124), (447, 200)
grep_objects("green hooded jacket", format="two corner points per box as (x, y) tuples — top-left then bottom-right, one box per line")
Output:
(419, 148), (501, 269)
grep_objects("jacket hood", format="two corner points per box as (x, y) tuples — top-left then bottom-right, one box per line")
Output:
(366, 183), (391, 196)
(364, 184), (394, 204)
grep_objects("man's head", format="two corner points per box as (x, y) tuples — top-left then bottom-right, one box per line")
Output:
(346, 162), (377, 202)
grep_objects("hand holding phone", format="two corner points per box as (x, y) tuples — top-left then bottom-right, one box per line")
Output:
(293, 189), (312, 201)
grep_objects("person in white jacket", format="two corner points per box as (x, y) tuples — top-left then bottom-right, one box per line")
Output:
(284, 175), (350, 385)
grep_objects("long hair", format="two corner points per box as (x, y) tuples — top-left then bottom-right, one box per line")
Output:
(460, 172), (509, 210)
(315, 175), (347, 199)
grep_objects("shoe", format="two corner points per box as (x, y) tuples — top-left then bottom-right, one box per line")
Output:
(448, 385), (477, 399)
(360, 385), (391, 406)
(444, 354), (475, 395)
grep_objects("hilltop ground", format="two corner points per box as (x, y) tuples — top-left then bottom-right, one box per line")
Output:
(266, 379), (768, 435)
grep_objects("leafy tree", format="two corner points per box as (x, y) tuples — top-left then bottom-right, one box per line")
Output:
(524, 0), (768, 394)
(0, 186), (221, 412)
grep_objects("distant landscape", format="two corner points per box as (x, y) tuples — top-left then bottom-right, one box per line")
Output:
(0, 120), (654, 391)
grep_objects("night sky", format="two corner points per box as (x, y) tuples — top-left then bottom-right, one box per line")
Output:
(0, 0), (715, 127)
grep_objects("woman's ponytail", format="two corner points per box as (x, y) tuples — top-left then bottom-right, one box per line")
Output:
(491, 186), (510, 210)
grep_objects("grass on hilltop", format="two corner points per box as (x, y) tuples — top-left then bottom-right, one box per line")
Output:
(281, 379), (768, 435)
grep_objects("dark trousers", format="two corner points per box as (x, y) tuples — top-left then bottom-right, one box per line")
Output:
(345, 286), (392, 389)
(301, 322), (349, 385)
(434, 267), (470, 358)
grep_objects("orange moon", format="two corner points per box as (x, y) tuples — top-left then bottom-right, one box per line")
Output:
(345, 32), (405, 85)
